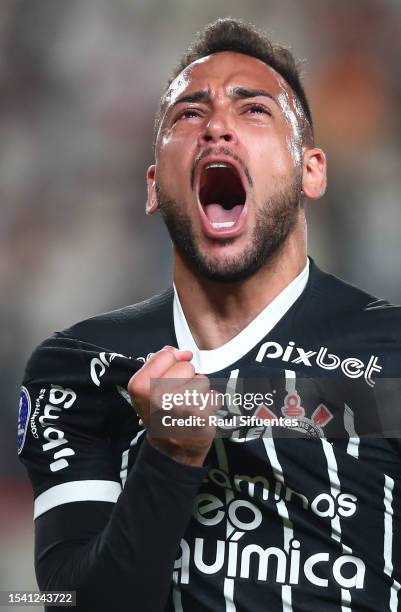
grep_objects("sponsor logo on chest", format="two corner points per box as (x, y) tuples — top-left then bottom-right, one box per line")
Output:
(256, 341), (382, 386)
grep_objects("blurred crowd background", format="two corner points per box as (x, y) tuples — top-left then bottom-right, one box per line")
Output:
(1, 0), (400, 601)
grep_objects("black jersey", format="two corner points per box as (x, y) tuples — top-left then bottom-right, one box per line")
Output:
(18, 260), (401, 611)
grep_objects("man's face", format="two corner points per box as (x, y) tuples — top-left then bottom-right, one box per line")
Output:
(149, 51), (306, 282)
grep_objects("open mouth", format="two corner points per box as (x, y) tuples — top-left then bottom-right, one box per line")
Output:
(198, 162), (246, 231)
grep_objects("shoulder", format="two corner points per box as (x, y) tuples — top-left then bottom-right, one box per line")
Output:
(27, 287), (174, 369)
(61, 287), (174, 349)
(309, 261), (401, 334)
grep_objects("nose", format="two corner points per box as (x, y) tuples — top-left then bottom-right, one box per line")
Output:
(197, 111), (238, 146)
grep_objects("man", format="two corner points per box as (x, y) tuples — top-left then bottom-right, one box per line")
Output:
(18, 18), (401, 612)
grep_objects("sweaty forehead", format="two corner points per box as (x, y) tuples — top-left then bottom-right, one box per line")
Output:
(164, 51), (294, 106)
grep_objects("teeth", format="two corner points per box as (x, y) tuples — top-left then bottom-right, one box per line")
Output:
(211, 221), (235, 229)
(204, 162), (232, 170)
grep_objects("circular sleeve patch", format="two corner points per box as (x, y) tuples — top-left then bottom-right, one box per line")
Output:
(17, 386), (31, 455)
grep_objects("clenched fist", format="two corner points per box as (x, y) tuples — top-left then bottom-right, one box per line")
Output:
(128, 346), (218, 466)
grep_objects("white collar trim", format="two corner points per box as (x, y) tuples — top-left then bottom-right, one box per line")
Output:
(174, 259), (309, 374)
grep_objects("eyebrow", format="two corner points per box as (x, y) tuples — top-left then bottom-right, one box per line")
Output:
(171, 87), (278, 109)
(171, 90), (211, 107)
(230, 87), (279, 106)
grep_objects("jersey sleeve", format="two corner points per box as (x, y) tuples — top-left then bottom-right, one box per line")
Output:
(18, 332), (208, 611)
(18, 333), (137, 519)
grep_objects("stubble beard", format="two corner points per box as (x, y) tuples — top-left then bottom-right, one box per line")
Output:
(156, 180), (302, 283)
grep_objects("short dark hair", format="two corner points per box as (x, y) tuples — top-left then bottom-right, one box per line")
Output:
(153, 18), (314, 149)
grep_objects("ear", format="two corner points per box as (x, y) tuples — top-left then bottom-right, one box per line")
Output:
(146, 165), (159, 215)
(301, 148), (327, 200)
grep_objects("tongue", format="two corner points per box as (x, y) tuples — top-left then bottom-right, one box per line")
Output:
(203, 203), (243, 226)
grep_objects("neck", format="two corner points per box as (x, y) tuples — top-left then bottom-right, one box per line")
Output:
(173, 224), (307, 351)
